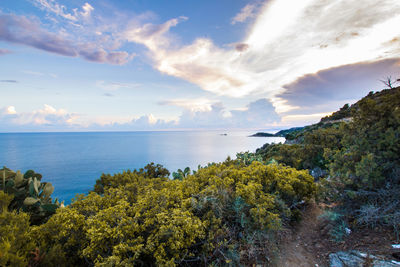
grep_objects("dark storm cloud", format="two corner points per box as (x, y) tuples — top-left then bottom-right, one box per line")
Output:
(277, 58), (400, 115)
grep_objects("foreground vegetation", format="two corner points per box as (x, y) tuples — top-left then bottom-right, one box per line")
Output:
(1, 161), (315, 266)
(0, 85), (399, 266)
(251, 86), (400, 237)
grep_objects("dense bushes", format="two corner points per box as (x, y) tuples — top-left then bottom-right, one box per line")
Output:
(254, 124), (343, 171)
(30, 160), (315, 266)
(326, 87), (400, 228)
(1, 86), (397, 265)
(254, 86), (400, 231)
(0, 191), (35, 267)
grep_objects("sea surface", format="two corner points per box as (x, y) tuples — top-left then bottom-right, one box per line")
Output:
(0, 131), (284, 204)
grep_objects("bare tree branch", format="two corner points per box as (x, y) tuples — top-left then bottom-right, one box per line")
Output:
(380, 76), (399, 89)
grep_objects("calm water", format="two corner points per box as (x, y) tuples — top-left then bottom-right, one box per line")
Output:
(0, 131), (284, 204)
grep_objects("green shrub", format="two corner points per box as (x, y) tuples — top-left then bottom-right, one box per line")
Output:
(34, 161), (315, 266)
(0, 191), (35, 267)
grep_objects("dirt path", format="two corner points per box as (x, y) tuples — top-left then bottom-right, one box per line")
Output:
(277, 202), (325, 267)
(275, 202), (398, 267)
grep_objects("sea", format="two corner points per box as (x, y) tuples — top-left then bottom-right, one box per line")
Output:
(0, 131), (284, 204)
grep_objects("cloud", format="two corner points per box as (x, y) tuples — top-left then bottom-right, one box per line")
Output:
(165, 98), (280, 129)
(0, 80), (18, 83)
(79, 49), (133, 64)
(96, 80), (141, 91)
(231, 3), (259, 25)
(0, 98), (281, 131)
(280, 112), (333, 127)
(123, 16), (188, 50)
(4, 106), (17, 114)
(123, 0), (400, 110)
(0, 48), (12, 55)
(235, 43), (249, 52)
(0, 14), (77, 56)
(228, 98), (280, 128)
(103, 93), (114, 97)
(0, 13), (133, 64)
(158, 98), (217, 112)
(6, 0), (399, 98)
(277, 58), (400, 115)
(81, 3), (94, 19)
(32, 0), (94, 21)
(23, 70), (44, 76)
(0, 104), (79, 131)
(89, 114), (176, 131)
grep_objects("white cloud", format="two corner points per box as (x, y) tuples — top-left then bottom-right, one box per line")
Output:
(32, 0), (94, 21)
(281, 112), (332, 126)
(81, 3), (94, 19)
(0, 98), (281, 131)
(32, 0), (78, 21)
(0, 104), (79, 131)
(158, 98), (217, 112)
(6, 106), (17, 114)
(165, 98), (280, 129)
(17, 0), (400, 98)
(123, 0), (400, 112)
(231, 3), (259, 25)
(123, 16), (188, 50)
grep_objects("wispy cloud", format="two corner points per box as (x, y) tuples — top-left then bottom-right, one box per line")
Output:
(80, 3), (94, 19)
(123, 16), (188, 50)
(0, 12), (133, 64)
(96, 80), (141, 91)
(22, 70), (59, 78)
(122, 0), (400, 112)
(31, 0), (93, 21)
(22, 70), (44, 76)
(3, 0), (400, 119)
(0, 80), (18, 83)
(0, 48), (12, 55)
(231, 3), (260, 25)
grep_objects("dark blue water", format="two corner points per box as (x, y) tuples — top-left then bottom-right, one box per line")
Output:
(0, 131), (284, 204)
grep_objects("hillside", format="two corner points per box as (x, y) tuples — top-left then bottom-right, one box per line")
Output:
(1, 86), (399, 266)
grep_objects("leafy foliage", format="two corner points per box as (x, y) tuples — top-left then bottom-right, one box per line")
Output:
(326, 87), (400, 227)
(253, 86), (400, 230)
(3, 85), (398, 266)
(33, 160), (315, 266)
(0, 166), (61, 224)
(0, 191), (36, 267)
(172, 167), (191, 180)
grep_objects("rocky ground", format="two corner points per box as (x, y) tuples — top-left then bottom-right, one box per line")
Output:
(277, 202), (400, 267)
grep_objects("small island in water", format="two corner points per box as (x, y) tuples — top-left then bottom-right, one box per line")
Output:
(249, 127), (304, 137)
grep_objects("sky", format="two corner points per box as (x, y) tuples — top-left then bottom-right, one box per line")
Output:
(1, 0), (400, 132)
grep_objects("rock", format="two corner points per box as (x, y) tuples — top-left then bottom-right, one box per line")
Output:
(329, 251), (399, 267)
(284, 139), (301, 144)
(310, 167), (328, 180)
